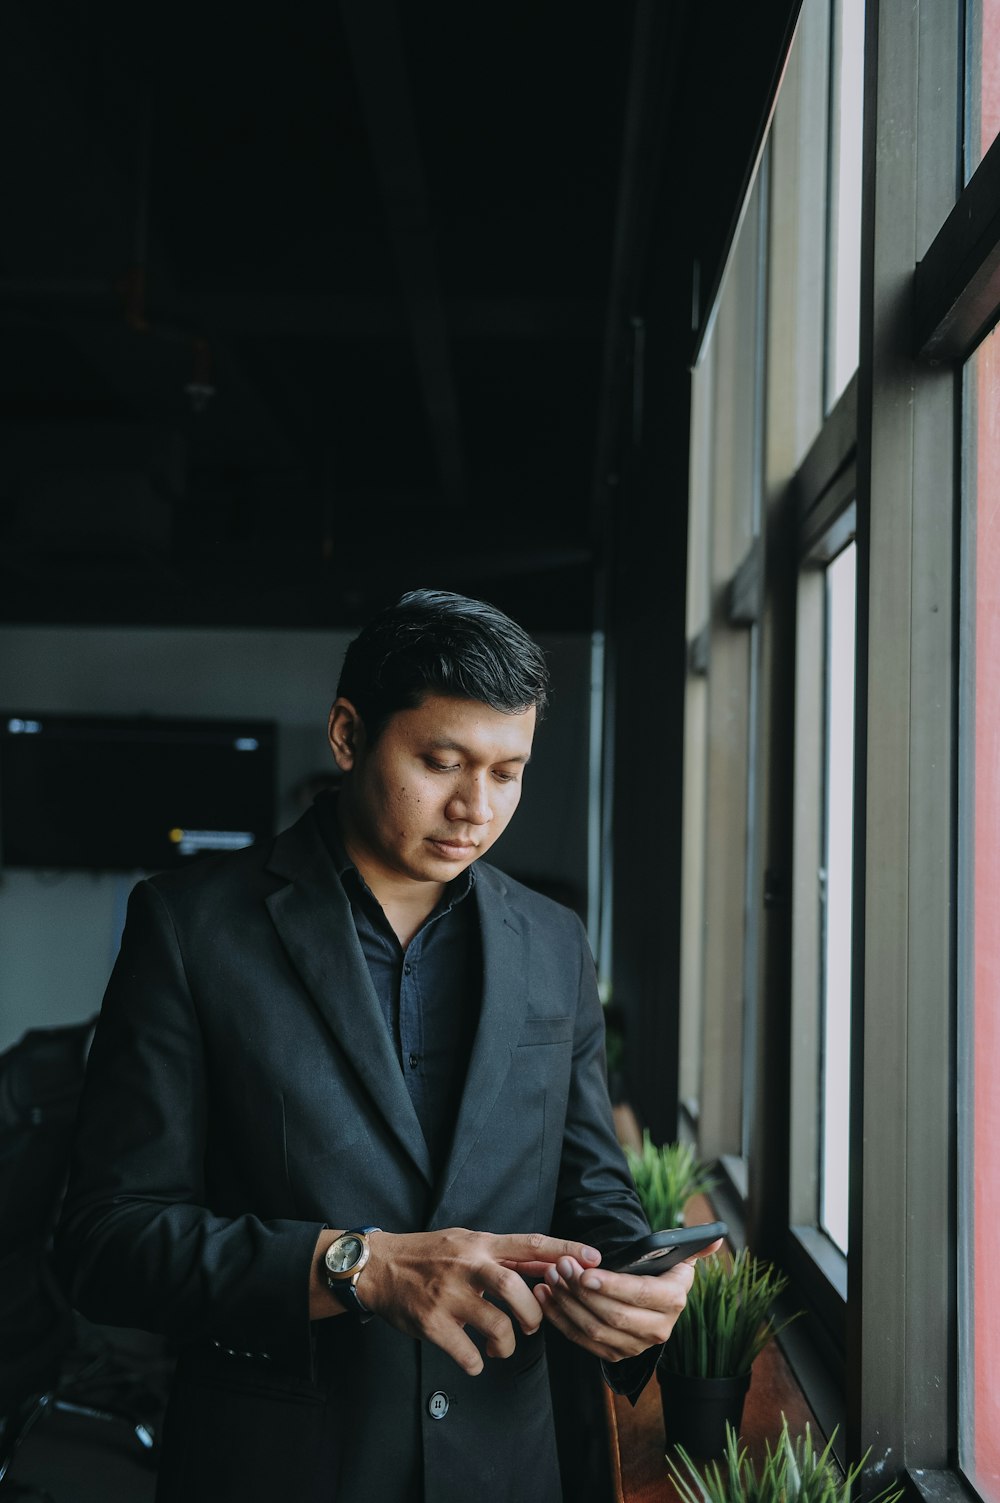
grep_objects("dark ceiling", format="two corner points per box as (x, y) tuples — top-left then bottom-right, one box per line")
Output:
(0, 2), (798, 633)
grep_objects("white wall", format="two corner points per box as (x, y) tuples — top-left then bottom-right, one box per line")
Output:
(0, 625), (592, 1050)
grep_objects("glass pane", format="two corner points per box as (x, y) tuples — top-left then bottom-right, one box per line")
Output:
(967, 0), (1000, 182)
(960, 328), (1000, 1502)
(826, 0), (865, 410)
(766, 0), (830, 470)
(679, 349), (715, 1116)
(713, 171), (764, 563)
(820, 539), (856, 1253)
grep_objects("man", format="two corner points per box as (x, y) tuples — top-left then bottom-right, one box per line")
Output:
(56, 590), (717, 1503)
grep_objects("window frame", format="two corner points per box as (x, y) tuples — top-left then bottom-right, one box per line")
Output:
(846, 0), (964, 1480)
(677, 0), (1000, 1486)
(789, 495), (857, 1264)
(678, 1), (1000, 1490)
(778, 382), (858, 1438)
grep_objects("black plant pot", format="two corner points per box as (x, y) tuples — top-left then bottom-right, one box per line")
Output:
(656, 1366), (752, 1458)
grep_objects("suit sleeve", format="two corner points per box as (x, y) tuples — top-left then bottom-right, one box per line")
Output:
(548, 912), (662, 1401)
(54, 879), (323, 1378)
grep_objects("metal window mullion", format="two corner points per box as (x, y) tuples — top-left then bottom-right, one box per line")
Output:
(790, 570), (825, 1228)
(850, 0), (961, 1477)
(955, 358), (978, 1482)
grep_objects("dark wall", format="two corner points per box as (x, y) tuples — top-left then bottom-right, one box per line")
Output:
(605, 277), (691, 1145)
(599, 0), (803, 1147)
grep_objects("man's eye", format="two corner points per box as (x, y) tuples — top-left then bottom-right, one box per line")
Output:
(427, 759), (459, 772)
(493, 770), (517, 783)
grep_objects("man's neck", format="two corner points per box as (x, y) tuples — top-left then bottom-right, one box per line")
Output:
(376, 887), (444, 950)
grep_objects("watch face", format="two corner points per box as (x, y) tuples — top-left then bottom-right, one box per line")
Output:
(326, 1235), (364, 1274)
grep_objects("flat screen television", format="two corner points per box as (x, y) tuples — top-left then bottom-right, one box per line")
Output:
(0, 711), (277, 873)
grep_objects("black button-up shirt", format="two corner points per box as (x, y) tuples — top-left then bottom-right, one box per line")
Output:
(318, 795), (482, 1177)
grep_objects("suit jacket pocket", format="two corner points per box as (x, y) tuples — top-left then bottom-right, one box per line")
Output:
(517, 1015), (572, 1046)
(157, 1348), (340, 1503)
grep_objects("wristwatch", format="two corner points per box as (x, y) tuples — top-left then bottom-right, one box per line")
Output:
(323, 1226), (381, 1323)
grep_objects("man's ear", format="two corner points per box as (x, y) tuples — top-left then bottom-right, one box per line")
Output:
(328, 699), (364, 773)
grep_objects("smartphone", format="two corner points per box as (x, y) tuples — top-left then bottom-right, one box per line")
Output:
(606, 1221), (728, 1276)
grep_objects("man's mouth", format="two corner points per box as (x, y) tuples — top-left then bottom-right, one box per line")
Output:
(427, 837), (477, 856)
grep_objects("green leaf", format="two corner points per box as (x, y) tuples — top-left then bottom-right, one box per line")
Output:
(666, 1416), (906, 1503)
(659, 1249), (801, 1378)
(623, 1133), (718, 1232)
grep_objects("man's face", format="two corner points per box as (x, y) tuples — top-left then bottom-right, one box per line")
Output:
(328, 692), (536, 888)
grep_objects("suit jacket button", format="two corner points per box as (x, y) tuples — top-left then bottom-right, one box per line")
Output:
(427, 1390), (450, 1420)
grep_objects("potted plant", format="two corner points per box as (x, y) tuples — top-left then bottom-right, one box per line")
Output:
(667, 1412), (904, 1503)
(624, 1131), (717, 1230)
(656, 1248), (799, 1459)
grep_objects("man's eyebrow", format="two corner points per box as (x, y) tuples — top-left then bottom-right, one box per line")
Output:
(429, 738), (532, 765)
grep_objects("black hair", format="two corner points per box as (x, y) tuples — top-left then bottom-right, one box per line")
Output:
(335, 588), (549, 742)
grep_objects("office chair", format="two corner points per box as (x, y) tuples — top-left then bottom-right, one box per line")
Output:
(0, 1020), (171, 1496)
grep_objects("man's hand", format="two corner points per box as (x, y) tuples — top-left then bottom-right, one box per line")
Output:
(310, 1227), (601, 1376)
(530, 1238), (723, 1362)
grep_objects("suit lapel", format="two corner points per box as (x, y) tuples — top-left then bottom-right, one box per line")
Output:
(433, 866), (529, 1213)
(264, 809), (433, 1185)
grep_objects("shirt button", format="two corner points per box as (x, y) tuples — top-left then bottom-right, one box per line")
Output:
(408, 1053), (420, 1069)
(403, 963), (412, 975)
(427, 1391), (450, 1420)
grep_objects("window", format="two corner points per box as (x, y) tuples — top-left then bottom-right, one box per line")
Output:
(966, 0), (1000, 182)
(679, 340), (715, 1120)
(959, 326), (1000, 1503)
(673, 0), (1000, 1487)
(682, 0), (864, 1301)
(818, 538), (855, 1255)
(676, 5), (865, 1344)
(682, 168), (767, 1167)
(825, 0), (865, 409)
(764, 0), (828, 471)
(790, 500), (856, 1295)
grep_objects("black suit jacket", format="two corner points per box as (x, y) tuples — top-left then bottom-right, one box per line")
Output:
(56, 800), (654, 1502)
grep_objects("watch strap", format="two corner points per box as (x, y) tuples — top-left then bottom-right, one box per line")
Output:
(334, 1276), (372, 1322)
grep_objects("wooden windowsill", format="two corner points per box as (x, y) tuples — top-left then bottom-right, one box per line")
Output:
(605, 1333), (823, 1503)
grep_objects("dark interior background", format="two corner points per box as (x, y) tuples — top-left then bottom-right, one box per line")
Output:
(0, 0), (798, 638)
(1, 0), (801, 1141)
(0, 10), (803, 1493)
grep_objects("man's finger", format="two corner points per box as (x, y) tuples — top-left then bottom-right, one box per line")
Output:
(568, 1262), (695, 1303)
(683, 1237), (725, 1265)
(475, 1259), (544, 1335)
(489, 1233), (601, 1267)
(429, 1318), (488, 1376)
(555, 1261), (668, 1322)
(537, 1260), (699, 1356)
(533, 1282), (622, 1361)
(459, 1289), (521, 1356)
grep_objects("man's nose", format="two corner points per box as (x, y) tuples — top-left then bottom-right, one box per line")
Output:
(447, 774), (492, 825)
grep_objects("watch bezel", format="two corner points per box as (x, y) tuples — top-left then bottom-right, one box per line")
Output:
(324, 1231), (371, 1283)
